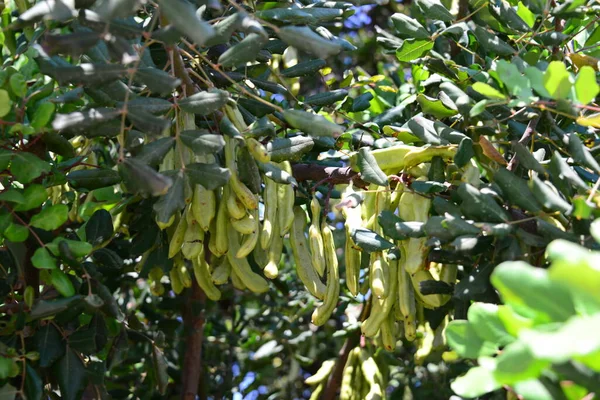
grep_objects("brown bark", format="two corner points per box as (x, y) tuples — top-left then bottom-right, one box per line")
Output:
(320, 331), (361, 400)
(291, 163), (368, 188)
(181, 282), (207, 400)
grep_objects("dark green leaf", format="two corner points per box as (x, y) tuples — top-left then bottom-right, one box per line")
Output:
(152, 345), (169, 395)
(35, 324), (66, 368)
(218, 33), (268, 68)
(153, 170), (186, 224)
(56, 348), (88, 400)
(266, 136), (314, 162)
(455, 137), (474, 168)
(356, 147), (388, 186)
(350, 227), (394, 252)
(92, 248), (124, 270)
(86, 209), (114, 246)
(67, 169), (122, 191)
(512, 142), (546, 175)
(179, 130), (225, 155)
(135, 137), (175, 166)
(30, 296), (85, 320)
(391, 13), (430, 39)
(119, 158), (173, 197)
(157, 0), (216, 47)
(351, 92), (374, 112)
(415, 0), (454, 21)
(185, 163), (231, 190)
(178, 89), (229, 115)
(280, 59), (326, 78)
(126, 108), (171, 136)
(277, 26), (343, 58)
(494, 168), (542, 213)
(473, 25), (516, 56)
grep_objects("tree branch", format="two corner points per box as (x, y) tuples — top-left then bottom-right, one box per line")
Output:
(181, 280), (207, 400)
(320, 330), (361, 400)
(291, 163), (368, 188)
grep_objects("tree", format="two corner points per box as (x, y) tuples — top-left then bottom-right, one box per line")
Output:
(0, 0), (599, 399)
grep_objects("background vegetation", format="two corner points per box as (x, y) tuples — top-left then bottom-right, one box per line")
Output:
(0, 0), (599, 399)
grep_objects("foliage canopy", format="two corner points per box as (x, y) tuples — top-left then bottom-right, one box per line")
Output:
(0, 0), (599, 398)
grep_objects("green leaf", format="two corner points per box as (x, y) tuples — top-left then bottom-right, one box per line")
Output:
(218, 33), (268, 68)
(415, 0), (454, 21)
(157, 0), (215, 47)
(469, 99), (489, 117)
(521, 314), (600, 363)
(497, 60), (532, 99)
(35, 323), (66, 368)
(451, 365), (502, 398)
(396, 39), (434, 62)
(56, 348), (88, 400)
(185, 162), (231, 190)
(473, 26), (516, 56)
(304, 89), (348, 106)
(24, 364), (43, 400)
(119, 158), (173, 197)
(356, 148), (388, 186)
(494, 340), (548, 384)
(153, 170), (186, 224)
(9, 73), (27, 98)
(50, 269), (76, 297)
(30, 296), (84, 320)
(86, 209), (114, 246)
(544, 61), (572, 100)
(30, 204), (69, 231)
(390, 13), (430, 39)
(0, 149), (13, 171)
(0, 89), (13, 118)
(378, 211), (425, 240)
(67, 168), (122, 191)
(489, 0), (531, 33)
(152, 345), (169, 395)
(446, 320), (499, 358)
(92, 248), (124, 270)
(10, 152), (51, 184)
(4, 223), (29, 242)
(416, 94), (458, 118)
(513, 379), (558, 400)
(467, 303), (515, 346)
(135, 137), (175, 166)
(457, 183), (510, 222)
(277, 26), (343, 58)
(31, 102), (56, 129)
(574, 66), (599, 105)
(179, 130), (225, 155)
(46, 239), (93, 258)
(266, 136), (314, 162)
(14, 184), (48, 211)
(32, 247), (58, 270)
(546, 239), (600, 306)
(0, 356), (19, 379)
(493, 168), (542, 213)
(491, 261), (576, 322)
(529, 177), (572, 214)
(350, 227), (394, 252)
(567, 133), (600, 174)
(455, 137), (474, 168)
(472, 82), (507, 99)
(283, 109), (344, 137)
(178, 89), (230, 115)
(0, 189), (25, 204)
(517, 2), (536, 28)
(351, 92), (374, 112)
